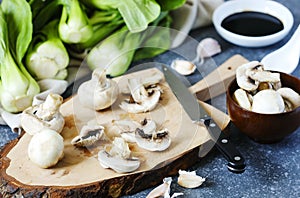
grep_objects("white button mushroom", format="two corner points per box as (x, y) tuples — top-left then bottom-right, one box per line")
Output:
(77, 68), (119, 110)
(252, 89), (285, 114)
(21, 93), (65, 135)
(28, 129), (64, 168)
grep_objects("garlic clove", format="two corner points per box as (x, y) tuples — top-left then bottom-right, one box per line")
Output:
(177, 170), (206, 189)
(197, 38), (221, 58)
(146, 177), (172, 198)
(171, 59), (196, 76)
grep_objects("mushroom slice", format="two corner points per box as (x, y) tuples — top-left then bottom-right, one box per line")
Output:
(121, 72), (163, 94)
(98, 137), (140, 173)
(171, 59), (196, 76)
(113, 120), (141, 143)
(21, 93), (65, 135)
(277, 87), (300, 109)
(233, 89), (252, 110)
(71, 125), (105, 147)
(236, 61), (262, 91)
(120, 78), (161, 113)
(247, 70), (280, 83)
(252, 89), (285, 114)
(135, 127), (171, 152)
(177, 170), (206, 189)
(98, 150), (140, 173)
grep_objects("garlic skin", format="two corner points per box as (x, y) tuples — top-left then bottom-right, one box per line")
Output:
(28, 129), (64, 169)
(78, 68), (119, 110)
(21, 93), (65, 135)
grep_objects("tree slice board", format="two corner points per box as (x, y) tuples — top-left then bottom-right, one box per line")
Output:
(0, 54), (248, 198)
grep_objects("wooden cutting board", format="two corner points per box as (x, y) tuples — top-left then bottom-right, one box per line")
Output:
(0, 55), (248, 198)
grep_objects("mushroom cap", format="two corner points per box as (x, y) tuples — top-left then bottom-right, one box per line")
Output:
(28, 129), (64, 168)
(252, 89), (285, 114)
(21, 106), (65, 136)
(78, 79), (119, 110)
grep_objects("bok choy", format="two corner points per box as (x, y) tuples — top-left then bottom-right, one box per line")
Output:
(58, 0), (93, 44)
(0, 0), (40, 113)
(87, 26), (143, 77)
(26, 20), (69, 80)
(83, 0), (161, 33)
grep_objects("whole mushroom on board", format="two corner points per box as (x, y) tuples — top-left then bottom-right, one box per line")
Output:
(28, 128), (64, 169)
(21, 93), (65, 135)
(77, 68), (119, 110)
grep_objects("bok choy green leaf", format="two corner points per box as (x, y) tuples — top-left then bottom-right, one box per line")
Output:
(0, 0), (40, 113)
(87, 26), (143, 77)
(83, 0), (161, 33)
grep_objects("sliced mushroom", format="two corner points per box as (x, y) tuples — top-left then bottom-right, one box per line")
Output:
(97, 137), (140, 173)
(247, 70), (280, 83)
(277, 87), (300, 110)
(112, 119), (141, 143)
(120, 78), (161, 113)
(77, 68), (119, 110)
(236, 61), (263, 91)
(135, 119), (171, 152)
(171, 59), (196, 75)
(177, 170), (206, 188)
(71, 125), (105, 147)
(28, 129), (64, 168)
(233, 89), (252, 110)
(121, 72), (163, 95)
(252, 89), (285, 114)
(21, 93), (65, 135)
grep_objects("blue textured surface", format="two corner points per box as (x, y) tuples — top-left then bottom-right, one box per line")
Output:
(1, 0), (299, 197)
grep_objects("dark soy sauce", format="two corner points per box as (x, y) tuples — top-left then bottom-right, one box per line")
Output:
(221, 11), (284, 37)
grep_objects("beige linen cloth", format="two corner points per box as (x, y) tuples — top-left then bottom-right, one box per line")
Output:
(171, 0), (224, 48)
(0, 0), (224, 133)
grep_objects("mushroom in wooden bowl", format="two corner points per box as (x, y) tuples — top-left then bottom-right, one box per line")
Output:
(226, 61), (300, 143)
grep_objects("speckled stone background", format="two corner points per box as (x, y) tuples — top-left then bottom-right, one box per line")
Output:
(1, 0), (299, 197)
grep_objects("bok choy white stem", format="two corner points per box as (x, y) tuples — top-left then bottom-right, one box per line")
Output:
(58, 0), (93, 44)
(26, 20), (69, 80)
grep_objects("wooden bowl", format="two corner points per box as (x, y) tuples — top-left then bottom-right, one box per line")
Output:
(226, 72), (300, 143)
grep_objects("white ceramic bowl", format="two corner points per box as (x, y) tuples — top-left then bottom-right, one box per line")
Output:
(212, 0), (294, 47)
